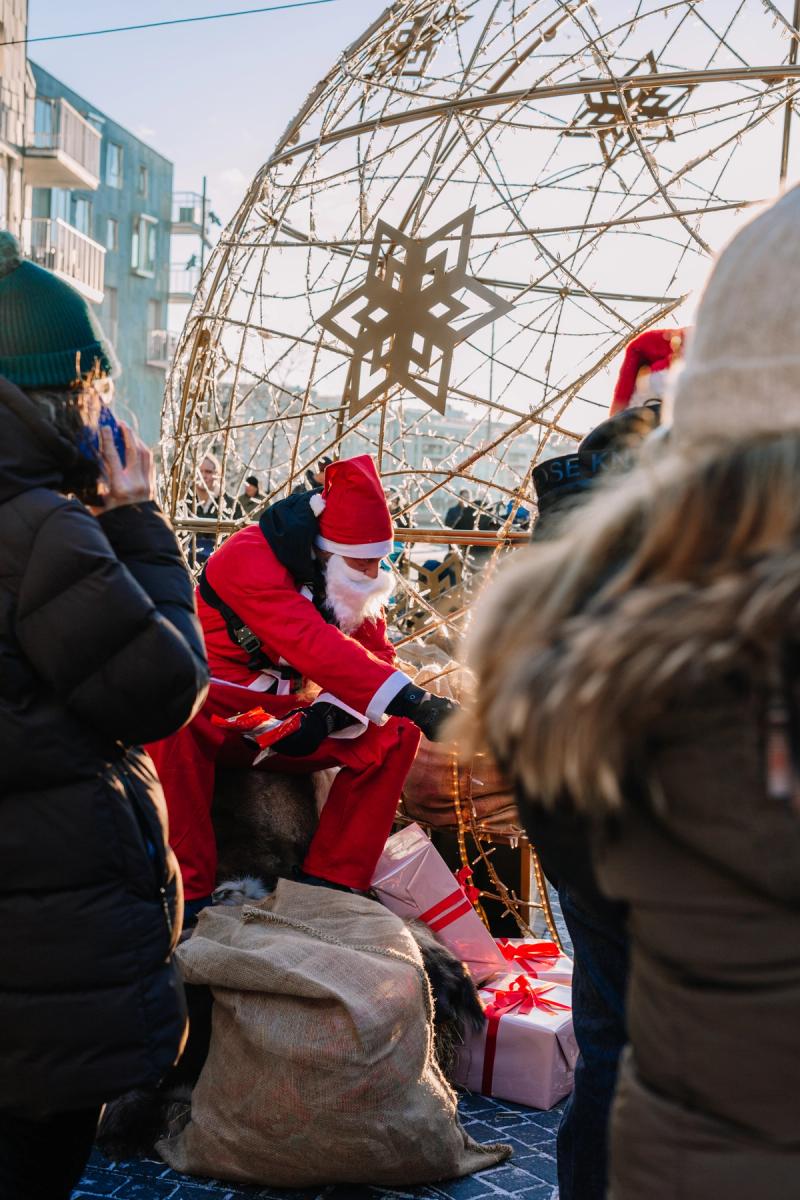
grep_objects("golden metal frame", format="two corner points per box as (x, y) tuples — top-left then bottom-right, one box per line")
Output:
(159, 0), (800, 938)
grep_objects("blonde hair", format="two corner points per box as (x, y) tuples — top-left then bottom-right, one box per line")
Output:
(458, 432), (800, 811)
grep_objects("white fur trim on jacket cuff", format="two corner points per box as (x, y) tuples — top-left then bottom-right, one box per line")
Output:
(366, 670), (412, 725)
(315, 534), (394, 558)
(314, 693), (367, 739)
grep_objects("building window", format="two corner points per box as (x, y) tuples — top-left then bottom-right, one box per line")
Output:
(131, 214), (157, 275)
(138, 164), (148, 197)
(105, 216), (118, 251)
(103, 286), (118, 348)
(105, 142), (123, 188)
(51, 188), (70, 223)
(32, 97), (57, 149)
(147, 298), (163, 332)
(71, 196), (91, 236)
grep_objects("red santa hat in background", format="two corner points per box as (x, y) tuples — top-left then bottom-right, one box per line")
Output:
(610, 328), (685, 416)
(310, 454), (394, 558)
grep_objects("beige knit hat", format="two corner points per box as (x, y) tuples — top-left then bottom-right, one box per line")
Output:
(666, 182), (800, 443)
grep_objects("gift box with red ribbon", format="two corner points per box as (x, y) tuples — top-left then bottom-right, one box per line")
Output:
(210, 706), (306, 765)
(496, 938), (573, 985)
(451, 973), (577, 1109)
(370, 823), (507, 984)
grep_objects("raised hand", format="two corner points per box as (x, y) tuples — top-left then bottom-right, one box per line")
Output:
(96, 422), (155, 512)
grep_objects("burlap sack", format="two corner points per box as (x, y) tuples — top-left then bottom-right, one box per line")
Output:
(158, 879), (511, 1187)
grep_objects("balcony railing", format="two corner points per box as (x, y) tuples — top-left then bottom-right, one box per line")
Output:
(146, 329), (179, 369)
(169, 264), (201, 300)
(23, 218), (105, 304)
(24, 97), (101, 190)
(172, 191), (209, 233)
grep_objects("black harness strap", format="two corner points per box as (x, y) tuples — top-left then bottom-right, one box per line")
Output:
(198, 567), (297, 681)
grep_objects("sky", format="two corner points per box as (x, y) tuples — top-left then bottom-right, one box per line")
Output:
(27, 0), (381, 225)
(25, 1), (800, 445)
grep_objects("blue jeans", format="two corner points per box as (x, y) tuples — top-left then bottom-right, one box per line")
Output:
(557, 885), (629, 1200)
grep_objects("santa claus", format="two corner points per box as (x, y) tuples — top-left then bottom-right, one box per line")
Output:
(609, 327), (685, 416)
(147, 455), (456, 918)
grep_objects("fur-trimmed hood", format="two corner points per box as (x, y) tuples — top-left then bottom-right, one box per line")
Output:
(462, 430), (800, 814)
(479, 546), (800, 813)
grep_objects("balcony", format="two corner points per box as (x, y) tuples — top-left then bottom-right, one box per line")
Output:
(23, 218), (105, 304)
(146, 329), (179, 370)
(169, 263), (201, 302)
(24, 97), (101, 190)
(172, 191), (209, 235)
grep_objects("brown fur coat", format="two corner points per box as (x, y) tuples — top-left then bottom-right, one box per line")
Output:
(476, 541), (800, 812)
(473, 541), (800, 1200)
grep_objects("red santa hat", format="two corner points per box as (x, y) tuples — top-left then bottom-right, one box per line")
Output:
(610, 328), (685, 416)
(311, 454), (394, 558)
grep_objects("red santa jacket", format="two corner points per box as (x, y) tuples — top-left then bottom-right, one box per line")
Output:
(198, 524), (410, 724)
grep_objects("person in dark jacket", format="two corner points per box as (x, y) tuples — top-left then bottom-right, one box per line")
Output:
(187, 453), (243, 564)
(238, 473), (261, 515)
(527, 406), (659, 1200)
(0, 231), (209, 1200)
(460, 370), (670, 1200)
(445, 488), (476, 530)
(463, 185), (800, 1200)
(291, 454), (334, 493)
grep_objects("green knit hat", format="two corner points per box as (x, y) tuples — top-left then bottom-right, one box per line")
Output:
(0, 230), (116, 389)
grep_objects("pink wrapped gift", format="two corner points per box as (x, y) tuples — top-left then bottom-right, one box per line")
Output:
(452, 974), (578, 1109)
(371, 823), (507, 983)
(496, 938), (573, 985)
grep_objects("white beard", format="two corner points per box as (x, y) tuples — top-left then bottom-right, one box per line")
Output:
(323, 554), (394, 634)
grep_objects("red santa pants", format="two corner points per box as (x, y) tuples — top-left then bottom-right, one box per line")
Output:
(146, 678), (420, 899)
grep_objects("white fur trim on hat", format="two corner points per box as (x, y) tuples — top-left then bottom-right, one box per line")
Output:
(315, 534), (394, 558)
(669, 184), (800, 443)
(309, 493), (326, 516)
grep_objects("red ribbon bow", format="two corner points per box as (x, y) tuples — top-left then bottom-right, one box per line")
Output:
(497, 939), (561, 978)
(484, 975), (571, 1020)
(418, 866), (479, 934)
(455, 865), (480, 904)
(480, 975), (571, 1096)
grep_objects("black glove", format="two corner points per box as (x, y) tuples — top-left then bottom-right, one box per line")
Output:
(386, 683), (460, 741)
(271, 702), (352, 757)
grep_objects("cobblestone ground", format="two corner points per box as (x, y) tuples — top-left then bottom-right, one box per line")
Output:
(75, 1094), (563, 1200)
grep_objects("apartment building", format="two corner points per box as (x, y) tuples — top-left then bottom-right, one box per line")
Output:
(0, 0), (31, 235)
(28, 62), (173, 443)
(0, 1), (178, 444)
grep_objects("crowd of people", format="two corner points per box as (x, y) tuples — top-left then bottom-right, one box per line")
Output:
(1, 181), (799, 1200)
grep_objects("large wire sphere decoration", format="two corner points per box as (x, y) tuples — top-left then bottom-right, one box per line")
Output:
(160, 0), (800, 617)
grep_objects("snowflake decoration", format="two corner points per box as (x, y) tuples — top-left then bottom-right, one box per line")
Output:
(319, 207), (513, 416)
(365, 2), (466, 80)
(565, 52), (694, 166)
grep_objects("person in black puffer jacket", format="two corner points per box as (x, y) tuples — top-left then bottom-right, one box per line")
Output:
(0, 231), (209, 1200)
